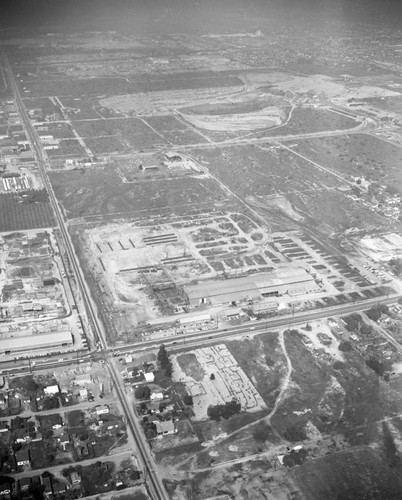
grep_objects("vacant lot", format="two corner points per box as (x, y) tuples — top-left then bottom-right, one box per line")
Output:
(293, 133), (402, 185)
(293, 447), (402, 500)
(192, 144), (341, 200)
(72, 117), (167, 150)
(260, 107), (359, 137)
(49, 168), (231, 218)
(23, 72), (244, 97)
(143, 115), (205, 146)
(46, 139), (87, 157)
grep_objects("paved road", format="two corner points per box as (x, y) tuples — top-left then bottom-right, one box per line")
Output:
(3, 52), (169, 500)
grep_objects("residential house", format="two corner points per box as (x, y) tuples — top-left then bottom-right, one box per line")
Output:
(15, 449), (30, 468)
(79, 388), (88, 401)
(70, 472), (81, 486)
(0, 421), (9, 433)
(41, 476), (52, 495)
(150, 392), (164, 402)
(51, 480), (66, 495)
(144, 372), (155, 383)
(44, 385), (60, 396)
(95, 404), (109, 415)
(14, 427), (31, 444)
(155, 420), (176, 436)
(18, 477), (31, 491)
(58, 432), (70, 451)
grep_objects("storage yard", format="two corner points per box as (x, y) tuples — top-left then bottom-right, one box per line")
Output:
(71, 213), (393, 344)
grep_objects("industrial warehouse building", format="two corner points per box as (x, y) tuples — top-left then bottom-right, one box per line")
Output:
(184, 267), (319, 307)
(0, 331), (73, 356)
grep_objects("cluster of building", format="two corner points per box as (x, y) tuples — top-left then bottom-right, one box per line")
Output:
(0, 100), (34, 162)
(136, 151), (200, 174)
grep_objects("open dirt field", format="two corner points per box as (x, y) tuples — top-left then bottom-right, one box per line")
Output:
(49, 167), (232, 219)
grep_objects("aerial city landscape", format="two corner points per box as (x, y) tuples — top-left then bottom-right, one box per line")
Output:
(1, 0), (402, 498)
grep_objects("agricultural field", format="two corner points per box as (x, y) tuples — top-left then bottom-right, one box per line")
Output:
(0, 191), (55, 232)
(292, 133), (402, 185)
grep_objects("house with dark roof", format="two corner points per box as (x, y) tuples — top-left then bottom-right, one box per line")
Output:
(15, 449), (30, 468)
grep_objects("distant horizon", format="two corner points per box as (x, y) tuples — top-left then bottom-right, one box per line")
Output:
(1, 0), (402, 34)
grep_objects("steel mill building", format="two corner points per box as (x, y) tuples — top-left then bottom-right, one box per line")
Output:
(184, 267), (319, 307)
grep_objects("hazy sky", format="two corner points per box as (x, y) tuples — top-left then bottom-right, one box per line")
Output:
(1, 0), (402, 34)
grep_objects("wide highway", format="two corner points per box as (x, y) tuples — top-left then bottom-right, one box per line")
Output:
(2, 52), (170, 500)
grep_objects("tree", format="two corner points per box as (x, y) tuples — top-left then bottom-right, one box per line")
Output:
(366, 306), (382, 322)
(183, 395), (193, 406)
(157, 344), (173, 378)
(135, 385), (150, 400)
(342, 314), (361, 332)
(283, 425), (307, 442)
(338, 341), (352, 352)
(207, 400), (241, 421)
(360, 322), (373, 335)
(366, 356), (385, 377)
(389, 258), (402, 276)
(210, 373), (215, 381)
(382, 422), (400, 468)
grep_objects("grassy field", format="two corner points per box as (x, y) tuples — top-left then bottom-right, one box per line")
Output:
(293, 447), (402, 500)
(287, 188), (394, 233)
(85, 136), (127, 154)
(293, 133), (402, 185)
(192, 143), (341, 199)
(22, 72), (244, 97)
(143, 115), (206, 146)
(46, 139), (87, 157)
(72, 117), (167, 150)
(259, 107), (359, 137)
(49, 167), (232, 218)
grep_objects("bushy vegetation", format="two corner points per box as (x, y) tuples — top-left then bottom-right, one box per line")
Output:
(366, 303), (389, 322)
(366, 356), (386, 377)
(134, 385), (150, 400)
(389, 258), (402, 276)
(283, 425), (307, 442)
(158, 344), (173, 378)
(338, 341), (353, 352)
(252, 422), (273, 442)
(207, 399), (241, 421)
